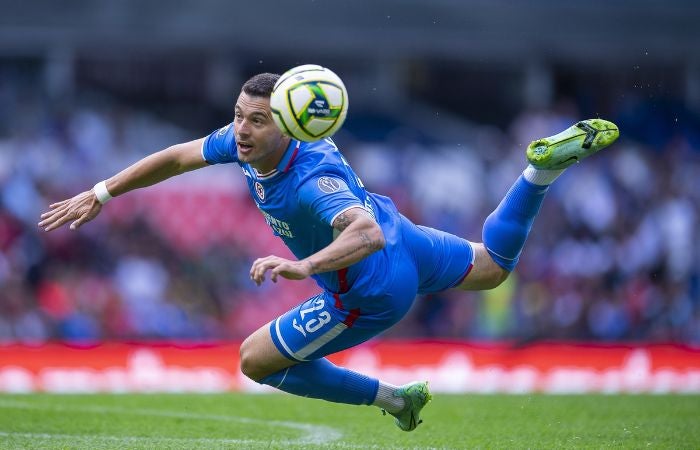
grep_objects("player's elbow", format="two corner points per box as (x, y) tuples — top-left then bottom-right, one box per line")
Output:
(364, 220), (385, 252)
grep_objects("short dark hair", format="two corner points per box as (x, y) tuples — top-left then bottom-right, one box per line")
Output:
(242, 73), (280, 97)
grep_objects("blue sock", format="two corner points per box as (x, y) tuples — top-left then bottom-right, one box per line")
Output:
(260, 358), (379, 405)
(482, 175), (549, 272)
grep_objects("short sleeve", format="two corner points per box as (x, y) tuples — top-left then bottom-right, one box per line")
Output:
(202, 123), (238, 164)
(297, 175), (365, 226)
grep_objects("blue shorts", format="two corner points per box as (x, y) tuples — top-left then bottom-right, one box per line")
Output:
(270, 215), (474, 362)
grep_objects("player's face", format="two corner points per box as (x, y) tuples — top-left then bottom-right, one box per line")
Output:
(233, 92), (290, 172)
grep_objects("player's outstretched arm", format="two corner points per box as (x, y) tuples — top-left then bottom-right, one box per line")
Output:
(38, 138), (208, 232)
(249, 207), (385, 285)
(306, 207), (386, 273)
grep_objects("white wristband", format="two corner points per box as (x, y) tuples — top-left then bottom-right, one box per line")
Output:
(93, 180), (113, 204)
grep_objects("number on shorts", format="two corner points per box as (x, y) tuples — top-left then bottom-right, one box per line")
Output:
(300, 297), (325, 320)
(304, 311), (331, 333)
(293, 297), (333, 336)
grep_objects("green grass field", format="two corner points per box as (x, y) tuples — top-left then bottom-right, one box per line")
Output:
(0, 394), (698, 449)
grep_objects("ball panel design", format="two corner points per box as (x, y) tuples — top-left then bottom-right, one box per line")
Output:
(271, 108), (293, 137)
(305, 118), (335, 136)
(320, 83), (344, 107)
(289, 86), (314, 118)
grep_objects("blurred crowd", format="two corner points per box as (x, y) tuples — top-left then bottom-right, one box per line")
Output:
(0, 77), (699, 344)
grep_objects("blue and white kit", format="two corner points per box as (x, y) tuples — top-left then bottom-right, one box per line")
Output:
(202, 125), (474, 361)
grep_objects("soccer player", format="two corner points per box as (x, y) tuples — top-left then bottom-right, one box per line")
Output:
(38, 72), (619, 431)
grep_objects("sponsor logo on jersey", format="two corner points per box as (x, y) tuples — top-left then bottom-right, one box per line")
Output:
(317, 176), (343, 194)
(254, 181), (265, 202)
(260, 209), (294, 238)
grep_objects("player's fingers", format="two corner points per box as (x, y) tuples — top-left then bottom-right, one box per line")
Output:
(42, 202), (77, 224)
(254, 271), (265, 286)
(254, 255), (276, 266)
(42, 215), (70, 232)
(38, 207), (68, 226)
(250, 255), (274, 276)
(69, 214), (90, 230)
(270, 266), (282, 282)
(251, 261), (269, 284)
(254, 259), (284, 284)
(49, 199), (70, 208)
(39, 201), (69, 219)
(250, 260), (267, 279)
(257, 260), (278, 279)
(252, 256), (278, 271)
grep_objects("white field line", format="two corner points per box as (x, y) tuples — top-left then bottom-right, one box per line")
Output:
(0, 431), (263, 447)
(0, 431), (429, 450)
(0, 398), (357, 447)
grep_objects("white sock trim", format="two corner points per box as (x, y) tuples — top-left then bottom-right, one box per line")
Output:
(522, 165), (565, 186)
(372, 382), (404, 413)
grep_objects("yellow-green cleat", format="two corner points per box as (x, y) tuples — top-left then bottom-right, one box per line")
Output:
(526, 119), (620, 170)
(385, 381), (432, 432)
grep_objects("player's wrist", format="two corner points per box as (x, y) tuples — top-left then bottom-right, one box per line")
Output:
(303, 259), (316, 275)
(93, 180), (113, 204)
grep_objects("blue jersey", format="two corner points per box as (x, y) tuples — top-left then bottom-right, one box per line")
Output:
(202, 124), (403, 295)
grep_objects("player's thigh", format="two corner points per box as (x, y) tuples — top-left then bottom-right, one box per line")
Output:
(269, 291), (403, 363)
(240, 322), (297, 381)
(454, 242), (509, 291)
(403, 220), (475, 294)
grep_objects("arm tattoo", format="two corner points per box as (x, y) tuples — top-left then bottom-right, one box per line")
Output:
(311, 231), (381, 273)
(333, 211), (353, 232)
(332, 208), (373, 233)
(359, 231), (383, 251)
(305, 208), (383, 274)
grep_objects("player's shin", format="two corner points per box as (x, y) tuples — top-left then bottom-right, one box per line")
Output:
(482, 174), (549, 272)
(259, 357), (379, 405)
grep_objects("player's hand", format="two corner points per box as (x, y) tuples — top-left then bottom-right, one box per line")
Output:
(38, 190), (102, 232)
(249, 255), (313, 286)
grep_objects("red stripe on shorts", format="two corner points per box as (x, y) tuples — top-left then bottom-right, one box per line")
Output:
(333, 293), (343, 309)
(343, 308), (361, 328)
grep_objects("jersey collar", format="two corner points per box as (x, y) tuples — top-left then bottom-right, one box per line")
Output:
(275, 139), (301, 173)
(251, 139), (301, 180)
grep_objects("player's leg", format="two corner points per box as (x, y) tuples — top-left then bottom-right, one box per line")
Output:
(400, 216), (508, 292)
(239, 277), (431, 431)
(240, 317), (380, 405)
(460, 119), (619, 285)
(454, 242), (509, 290)
(239, 323), (297, 381)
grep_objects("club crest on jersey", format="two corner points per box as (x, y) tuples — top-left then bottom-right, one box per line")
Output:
(254, 181), (265, 201)
(317, 177), (343, 194)
(217, 123), (232, 136)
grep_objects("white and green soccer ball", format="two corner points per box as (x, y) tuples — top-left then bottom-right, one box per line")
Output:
(270, 64), (348, 142)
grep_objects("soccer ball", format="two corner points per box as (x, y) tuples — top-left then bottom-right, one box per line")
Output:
(270, 64), (348, 142)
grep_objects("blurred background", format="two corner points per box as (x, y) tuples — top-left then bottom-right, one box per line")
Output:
(1, 0), (700, 347)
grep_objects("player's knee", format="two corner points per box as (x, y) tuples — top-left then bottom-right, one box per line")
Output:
(479, 254), (510, 289)
(239, 337), (265, 382)
(486, 267), (510, 289)
(458, 242), (511, 290)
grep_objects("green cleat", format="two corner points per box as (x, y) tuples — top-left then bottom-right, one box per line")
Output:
(526, 119), (620, 170)
(385, 381), (432, 432)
